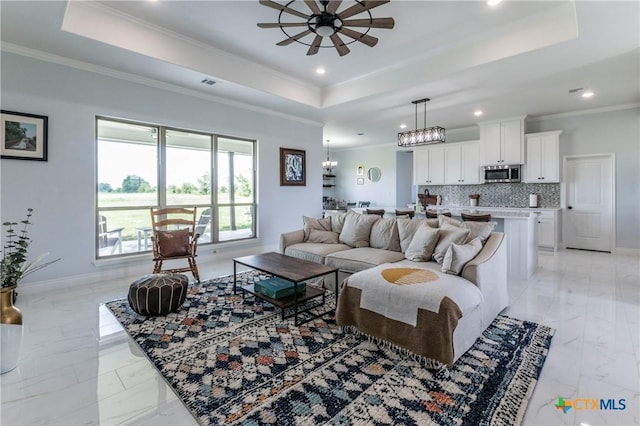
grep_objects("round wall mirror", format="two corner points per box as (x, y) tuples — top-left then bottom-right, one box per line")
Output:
(367, 167), (381, 182)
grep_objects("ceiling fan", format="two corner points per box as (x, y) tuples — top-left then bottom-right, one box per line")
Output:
(257, 0), (395, 57)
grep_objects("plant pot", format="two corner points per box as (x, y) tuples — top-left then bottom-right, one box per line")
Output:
(1, 286), (23, 374)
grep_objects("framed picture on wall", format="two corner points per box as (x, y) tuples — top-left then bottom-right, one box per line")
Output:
(280, 147), (306, 186)
(357, 177), (364, 185)
(1, 110), (48, 161)
(357, 165), (364, 176)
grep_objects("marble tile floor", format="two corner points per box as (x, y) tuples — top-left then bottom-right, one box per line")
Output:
(1, 249), (638, 425)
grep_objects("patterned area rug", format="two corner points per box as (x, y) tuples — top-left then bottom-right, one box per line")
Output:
(106, 272), (553, 425)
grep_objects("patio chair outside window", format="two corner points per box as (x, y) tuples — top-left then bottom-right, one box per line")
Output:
(98, 215), (123, 255)
(150, 207), (201, 282)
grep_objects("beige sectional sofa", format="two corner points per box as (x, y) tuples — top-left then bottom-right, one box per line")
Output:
(279, 210), (509, 365)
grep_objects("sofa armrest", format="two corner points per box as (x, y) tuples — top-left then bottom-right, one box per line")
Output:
(461, 232), (508, 323)
(279, 229), (305, 254)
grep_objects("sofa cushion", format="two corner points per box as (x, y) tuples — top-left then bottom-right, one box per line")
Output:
(325, 211), (348, 233)
(339, 211), (380, 247)
(307, 229), (340, 244)
(325, 248), (405, 273)
(303, 216), (331, 241)
(369, 217), (401, 252)
(442, 237), (483, 275)
(284, 242), (352, 264)
(432, 223), (470, 264)
(404, 224), (440, 261)
(397, 218), (427, 252)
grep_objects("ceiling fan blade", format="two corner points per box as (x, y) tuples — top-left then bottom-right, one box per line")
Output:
(326, 0), (343, 14)
(329, 33), (350, 56)
(258, 22), (308, 28)
(338, 0), (390, 20)
(338, 27), (378, 47)
(277, 29), (312, 46)
(341, 17), (395, 29)
(259, 0), (310, 20)
(307, 35), (323, 55)
(304, 0), (321, 15)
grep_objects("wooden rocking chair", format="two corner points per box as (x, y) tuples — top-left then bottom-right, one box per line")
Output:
(150, 207), (200, 282)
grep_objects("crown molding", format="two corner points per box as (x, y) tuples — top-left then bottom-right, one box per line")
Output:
(528, 103), (640, 122)
(0, 42), (323, 128)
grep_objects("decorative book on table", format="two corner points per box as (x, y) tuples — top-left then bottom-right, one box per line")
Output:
(254, 277), (306, 299)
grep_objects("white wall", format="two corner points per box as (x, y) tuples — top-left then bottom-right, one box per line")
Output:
(0, 52), (323, 286)
(527, 107), (640, 249)
(332, 145), (397, 207)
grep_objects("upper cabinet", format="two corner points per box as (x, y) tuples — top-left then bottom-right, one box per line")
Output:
(444, 141), (480, 185)
(413, 145), (445, 185)
(479, 116), (526, 165)
(523, 131), (562, 183)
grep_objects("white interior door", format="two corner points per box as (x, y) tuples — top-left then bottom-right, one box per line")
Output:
(564, 154), (614, 252)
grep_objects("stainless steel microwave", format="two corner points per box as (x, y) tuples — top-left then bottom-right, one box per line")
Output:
(483, 165), (521, 183)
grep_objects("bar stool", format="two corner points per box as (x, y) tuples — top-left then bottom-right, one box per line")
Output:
(395, 209), (415, 219)
(461, 212), (492, 222)
(366, 208), (385, 217)
(425, 210), (452, 219)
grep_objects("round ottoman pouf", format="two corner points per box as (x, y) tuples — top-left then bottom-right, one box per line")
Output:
(127, 273), (189, 316)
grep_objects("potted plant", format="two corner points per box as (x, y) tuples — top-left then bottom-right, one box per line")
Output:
(1, 208), (59, 374)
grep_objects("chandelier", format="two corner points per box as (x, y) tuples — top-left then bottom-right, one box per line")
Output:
(322, 139), (337, 172)
(397, 98), (446, 147)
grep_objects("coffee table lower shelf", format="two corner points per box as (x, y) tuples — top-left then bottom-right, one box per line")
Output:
(242, 284), (329, 325)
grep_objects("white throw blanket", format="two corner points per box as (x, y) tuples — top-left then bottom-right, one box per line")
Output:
(344, 263), (483, 327)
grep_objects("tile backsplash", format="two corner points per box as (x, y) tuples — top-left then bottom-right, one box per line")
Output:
(418, 183), (560, 208)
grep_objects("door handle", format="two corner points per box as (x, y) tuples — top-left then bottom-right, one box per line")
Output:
(568, 206), (573, 209)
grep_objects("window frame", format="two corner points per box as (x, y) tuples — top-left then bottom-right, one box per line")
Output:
(95, 116), (257, 259)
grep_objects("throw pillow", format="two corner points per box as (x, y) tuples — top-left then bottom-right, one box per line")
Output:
(397, 218), (428, 253)
(426, 218), (439, 228)
(156, 229), (191, 257)
(438, 214), (462, 228)
(404, 224), (440, 261)
(303, 216), (331, 241)
(307, 229), (340, 244)
(442, 237), (483, 275)
(432, 223), (470, 264)
(370, 217), (401, 251)
(325, 211), (348, 234)
(339, 210), (380, 247)
(461, 221), (497, 244)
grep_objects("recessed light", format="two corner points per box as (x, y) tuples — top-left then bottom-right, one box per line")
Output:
(400, 124), (407, 129)
(581, 91), (594, 98)
(474, 110), (483, 116)
(316, 68), (326, 75)
(487, 0), (502, 6)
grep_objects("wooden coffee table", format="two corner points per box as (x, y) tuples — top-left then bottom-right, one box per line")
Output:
(233, 252), (338, 326)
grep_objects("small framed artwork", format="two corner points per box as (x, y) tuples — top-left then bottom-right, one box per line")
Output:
(356, 165), (364, 176)
(280, 147), (306, 186)
(1, 110), (48, 161)
(357, 177), (364, 185)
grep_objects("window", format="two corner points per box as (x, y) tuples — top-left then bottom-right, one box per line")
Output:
(96, 117), (256, 258)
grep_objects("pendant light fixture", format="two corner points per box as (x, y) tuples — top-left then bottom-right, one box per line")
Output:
(397, 98), (446, 147)
(322, 139), (337, 172)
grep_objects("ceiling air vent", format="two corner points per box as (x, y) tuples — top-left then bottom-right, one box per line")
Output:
(201, 78), (216, 86)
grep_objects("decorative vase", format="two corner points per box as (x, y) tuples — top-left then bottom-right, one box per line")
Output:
(1, 286), (23, 374)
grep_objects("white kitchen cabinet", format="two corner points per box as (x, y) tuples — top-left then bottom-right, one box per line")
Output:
(444, 141), (480, 184)
(479, 116), (525, 165)
(524, 131), (562, 183)
(413, 146), (445, 185)
(532, 209), (559, 251)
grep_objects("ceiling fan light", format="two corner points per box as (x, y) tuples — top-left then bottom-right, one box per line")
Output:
(316, 24), (335, 37)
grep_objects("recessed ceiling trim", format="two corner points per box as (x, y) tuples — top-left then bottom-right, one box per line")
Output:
(61, 1), (323, 108)
(321, 1), (579, 108)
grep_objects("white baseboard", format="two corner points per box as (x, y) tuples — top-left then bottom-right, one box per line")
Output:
(614, 247), (640, 256)
(16, 242), (279, 296)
